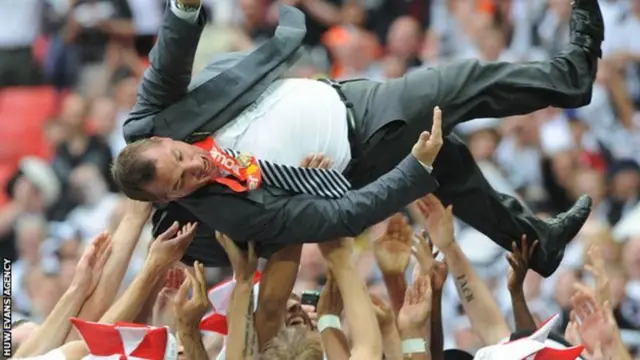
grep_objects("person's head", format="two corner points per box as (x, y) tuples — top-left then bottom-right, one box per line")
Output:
(89, 97), (117, 136)
(476, 26), (505, 61)
(260, 327), (323, 360)
(608, 159), (640, 201)
(571, 168), (606, 206)
(69, 164), (108, 205)
(15, 215), (47, 263)
(59, 92), (89, 132)
(112, 137), (216, 202)
(285, 293), (315, 330)
(387, 16), (422, 59)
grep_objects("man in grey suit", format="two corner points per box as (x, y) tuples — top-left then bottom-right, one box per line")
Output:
(111, 0), (602, 277)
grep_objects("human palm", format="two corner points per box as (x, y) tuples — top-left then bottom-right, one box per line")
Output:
(398, 275), (432, 330)
(572, 292), (615, 354)
(417, 194), (454, 250)
(370, 294), (395, 328)
(373, 214), (412, 275)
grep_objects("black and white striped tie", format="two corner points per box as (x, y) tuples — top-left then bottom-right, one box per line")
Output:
(225, 149), (351, 198)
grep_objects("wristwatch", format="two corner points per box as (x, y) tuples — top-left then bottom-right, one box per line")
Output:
(175, 0), (199, 11)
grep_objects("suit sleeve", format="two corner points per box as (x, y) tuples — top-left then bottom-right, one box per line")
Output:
(123, 4), (206, 143)
(260, 154), (438, 242)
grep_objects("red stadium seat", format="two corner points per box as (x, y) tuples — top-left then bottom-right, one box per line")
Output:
(0, 86), (57, 162)
(0, 86), (58, 202)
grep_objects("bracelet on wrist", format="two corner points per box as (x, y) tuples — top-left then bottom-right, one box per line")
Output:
(175, 0), (199, 11)
(317, 314), (342, 333)
(402, 338), (427, 354)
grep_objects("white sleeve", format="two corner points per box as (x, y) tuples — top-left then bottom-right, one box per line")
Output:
(170, 0), (201, 23)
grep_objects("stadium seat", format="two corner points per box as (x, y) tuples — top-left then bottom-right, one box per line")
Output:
(0, 86), (57, 162)
(0, 86), (57, 202)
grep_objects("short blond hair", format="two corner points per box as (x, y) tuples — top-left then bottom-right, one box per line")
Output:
(260, 327), (323, 360)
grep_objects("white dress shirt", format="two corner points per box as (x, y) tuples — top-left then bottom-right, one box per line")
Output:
(170, 1), (433, 174)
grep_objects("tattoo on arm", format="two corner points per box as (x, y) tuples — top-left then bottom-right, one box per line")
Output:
(454, 275), (474, 303)
(242, 288), (256, 357)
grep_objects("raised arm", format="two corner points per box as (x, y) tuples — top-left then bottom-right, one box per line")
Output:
(420, 195), (510, 345)
(124, 0), (206, 143)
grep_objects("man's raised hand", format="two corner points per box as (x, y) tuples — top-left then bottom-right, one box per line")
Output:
(411, 106), (443, 166)
(215, 232), (257, 282)
(373, 214), (412, 275)
(147, 222), (198, 271)
(417, 194), (454, 251)
(174, 261), (211, 329)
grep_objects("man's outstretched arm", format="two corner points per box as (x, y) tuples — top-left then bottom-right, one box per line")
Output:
(124, 0), (206, 142)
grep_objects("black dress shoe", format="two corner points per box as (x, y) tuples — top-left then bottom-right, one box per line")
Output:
(570, 0), (605, 57)
(537, 195), (593, 277)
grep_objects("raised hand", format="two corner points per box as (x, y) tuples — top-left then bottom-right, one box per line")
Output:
(412, 229), (435, 276)
(370, 294), (395, 329)
(564, 315), (581, 346)
(416, 194), (454, 251)
(571, 291), (615, 355)
(152, 268), (186, 327)
(147, 222), (198, 271)
(397, 275), (433, 332)
(71, 232), (113, 297)
(411, 106), (443, 166)
(373, 214), (412, 275)
(317, 271), (344, 317)
(584, 245), (610, 306)
(215, 232), (257, 282)
(506, 234), (539, 294)
(174, 261), (211, 329)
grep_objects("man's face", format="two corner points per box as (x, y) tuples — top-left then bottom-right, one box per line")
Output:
(142, 138), (218, 201)
(285, 294), (314, 330)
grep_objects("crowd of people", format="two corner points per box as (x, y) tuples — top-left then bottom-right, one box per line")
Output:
(1, 0), (640, 358)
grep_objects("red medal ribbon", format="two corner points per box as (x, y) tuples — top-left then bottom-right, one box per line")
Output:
(193, 137), (262, 193)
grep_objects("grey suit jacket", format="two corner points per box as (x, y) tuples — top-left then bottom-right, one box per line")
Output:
(123, 4), (440, 266)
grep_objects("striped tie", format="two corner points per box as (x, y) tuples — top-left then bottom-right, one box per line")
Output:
(225, 149), (351, 198)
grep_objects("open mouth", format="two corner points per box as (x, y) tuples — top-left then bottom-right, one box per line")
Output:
(201, 156), (211, 178)
(286, 315), (305, 327)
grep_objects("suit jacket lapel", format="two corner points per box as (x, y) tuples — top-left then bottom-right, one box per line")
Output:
(153, 5), (306, 140)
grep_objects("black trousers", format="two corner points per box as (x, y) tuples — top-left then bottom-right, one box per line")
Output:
(341, 44), (597, 275)
(0, 47), (43, 87)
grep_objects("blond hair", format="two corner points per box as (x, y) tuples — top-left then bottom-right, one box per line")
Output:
(260, 327), (323, 360)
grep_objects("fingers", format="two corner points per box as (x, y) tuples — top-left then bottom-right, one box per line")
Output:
(318, 157), (333, 169)
(529, 239), (540, 261)
(299, 155), (312, 168)
(404, 284), (412, 305)
(157, 222), (180, 241)
(193, 261), (208, 298)
(431, 106), (442, 141)
(175, 269), (192, 305)
(248, 241), (257, 263)
(416, 131), (431, 145)
(215, 231), (238, 256)
(506, 253), (518, 269)
(300, 154), (334, 169)
(95, 239), (113, 271)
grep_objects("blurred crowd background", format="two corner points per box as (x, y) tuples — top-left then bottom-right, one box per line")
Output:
(1, 0), (639, 355)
